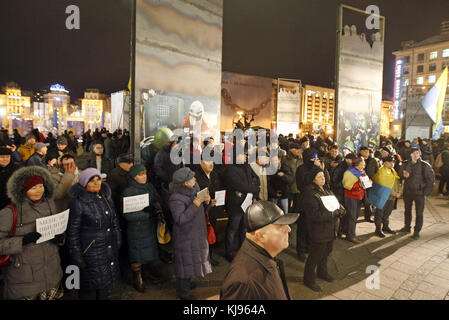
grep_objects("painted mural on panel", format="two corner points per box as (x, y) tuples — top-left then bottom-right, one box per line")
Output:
(276, 81), (301, 136)
(337, 24), (384, 155)
(135, 0), (223, 148)
(220, 72), (273, 132)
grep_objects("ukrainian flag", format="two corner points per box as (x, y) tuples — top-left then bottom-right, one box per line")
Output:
(422, 67), (448, 140)
(368, 166), (399, 210)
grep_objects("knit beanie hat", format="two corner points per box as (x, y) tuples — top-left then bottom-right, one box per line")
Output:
(0, 147), (12, 156)
(22, 175), (44, 194)
(172, 167), (195, 184)
(129, 164), (146, 179)
(305, 167), (324, 186)
(79, 168), (101, 187)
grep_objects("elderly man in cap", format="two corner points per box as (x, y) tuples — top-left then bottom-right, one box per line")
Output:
(220, 200), (299, 300)
(26, 142), (51, 168)
(399, 147), (435, 239)
(368, 155), (401, 238)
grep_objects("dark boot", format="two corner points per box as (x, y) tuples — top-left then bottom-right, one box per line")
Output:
(132, 269), (145, 293)
(382, 226), (396, 235)
(375, 228), (385, 238)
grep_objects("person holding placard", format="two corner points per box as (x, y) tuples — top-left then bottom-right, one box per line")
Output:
(301, 167), (346, 292)
(343, 157), (368, 244)
(223, 148), (260, 263)
(0, 165), (64, 300)
(168, 167), (212, 300)
(67, 168), (122, 300)
(122, 164), (165, 293)
(193, 152), (224, 267)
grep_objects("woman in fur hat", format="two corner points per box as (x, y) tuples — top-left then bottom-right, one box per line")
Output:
(0, 165), (64, 300)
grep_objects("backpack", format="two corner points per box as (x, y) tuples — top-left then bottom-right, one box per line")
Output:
(434, 151), (447, 173)
(0, 204), (18, 267)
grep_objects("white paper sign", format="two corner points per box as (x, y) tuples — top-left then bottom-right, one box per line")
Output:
(241, 193), (253, 213)
(123, 193), (149, 213)
(197, 188), (209, 202)
(36, 209), (70, 244)
(320, 196), (340, 212)
(360, 175), (373, 189)
(214, 190), (226, 207)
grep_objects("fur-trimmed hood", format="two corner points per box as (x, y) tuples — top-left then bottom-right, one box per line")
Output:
(68, 181), (112, 203)
(7, 165), (55, 205)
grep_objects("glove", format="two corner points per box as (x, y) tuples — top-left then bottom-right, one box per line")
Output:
(22, 232), (42, 245)
(51, 233), (65, 245)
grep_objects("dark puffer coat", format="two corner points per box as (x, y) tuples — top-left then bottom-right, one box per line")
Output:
(168, 182), (212, 279)
(0, 161), (22, 210)
(401, 159), (435, 196)
(0, 166), (62, 300)
(301, 183), (346, 243)
(66, 182), (122, 291)
(122, 180), (160, 264)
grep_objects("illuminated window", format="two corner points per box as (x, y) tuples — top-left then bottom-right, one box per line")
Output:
(417, 77), (424, 85)
(430, 51), (438, 60)
(403, 79), (409, 86)
(443, 49), (449, 58)
(428, 75), (436, 84)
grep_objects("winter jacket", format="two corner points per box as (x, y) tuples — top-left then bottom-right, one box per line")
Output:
(103, 137), (114, 160)
(399, 146), (412, 162)
(331, 161), (349, 204)
(281, 150), (303, 194)
(106, 166), (131, 211)
(401, 159), (435, 196)
(267, 163), (294, 199)
(224, 164), (260, 216)
(122, 180), (160, 264)
(80, 152), (115, 176)
(0, 161), (22, 210)
(193, 165), (225, 220)
(168, 182), (212, 279)
(301, 183), (345, 243)
(439, 148), (449, 177)
(50, 166), (79, 212)
(26, 152), (47, 168)
(66, 182), (122, 291)
(154, 146), (182, 187)
(17, 142), (35, 162)
(0, 166), (63, 300)
(220, 239), (290, 300)
(420, 143), (432, 162)
(364, 156), (379, 179)
(250, 163), (269, 201)
(323, 154), (343, 181)
(343, 168), (367, 199)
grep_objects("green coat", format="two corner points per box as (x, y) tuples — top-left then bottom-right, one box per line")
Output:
(281, 151), (303, 194)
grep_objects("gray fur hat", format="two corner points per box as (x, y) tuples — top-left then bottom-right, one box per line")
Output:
(7, 165), (55, 204)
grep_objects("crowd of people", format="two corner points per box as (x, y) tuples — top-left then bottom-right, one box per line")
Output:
(0, 125), (448, 300)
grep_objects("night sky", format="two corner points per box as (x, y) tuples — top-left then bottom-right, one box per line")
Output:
(1, 0), (449, 101)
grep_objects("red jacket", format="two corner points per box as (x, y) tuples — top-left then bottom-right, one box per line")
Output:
(344, 180), (365, 199)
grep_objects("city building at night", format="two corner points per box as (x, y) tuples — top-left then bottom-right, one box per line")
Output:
(380, 99), (394, 137)
(393, 20), (449, 137)
(300, 84), (335, 135)
(0, 82), (31, 131)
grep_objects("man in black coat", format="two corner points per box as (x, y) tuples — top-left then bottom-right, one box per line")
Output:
(193, 155), (224, 266)
(398, 147), (435, 239)
(80, 140), (115, 176)
(295, 148), (330, 262)
(0, 147), (22, 210)
(223, 150), (260, 262)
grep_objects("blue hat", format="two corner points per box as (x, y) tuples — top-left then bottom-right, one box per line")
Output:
(79, 168), (101, 187)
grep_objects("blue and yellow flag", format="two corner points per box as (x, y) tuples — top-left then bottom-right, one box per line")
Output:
(422, 67), (448, 140)
(368, 166), (399, 210)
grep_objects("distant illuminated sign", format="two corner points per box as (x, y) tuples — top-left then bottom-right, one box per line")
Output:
(393, 59), (403, 120)
(50, 84), (69, 94)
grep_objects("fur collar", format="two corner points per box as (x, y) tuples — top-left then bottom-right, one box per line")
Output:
(7, 165), (55, 205)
